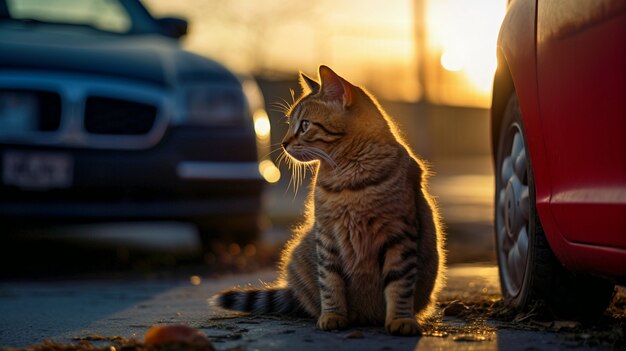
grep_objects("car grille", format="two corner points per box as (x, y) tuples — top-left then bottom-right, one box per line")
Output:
(0, 72), (169, 150)
(0, 89), (62, 132)
(84, 96), (158, 135)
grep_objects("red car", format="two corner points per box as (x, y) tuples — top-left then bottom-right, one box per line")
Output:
(491, 0), (626, 318)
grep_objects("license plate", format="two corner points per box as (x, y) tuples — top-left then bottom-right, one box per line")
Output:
(2, 151), (73, 189)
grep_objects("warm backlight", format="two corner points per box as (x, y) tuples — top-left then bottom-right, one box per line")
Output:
(426, 0), (507, 107)
(253, 109), (271, 139)
(143, 0), (506, 107)
(259, 159), (281, 184)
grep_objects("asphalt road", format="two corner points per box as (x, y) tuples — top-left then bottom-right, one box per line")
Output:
(1, 261), (623, 350)
(0, 265), (572, 350)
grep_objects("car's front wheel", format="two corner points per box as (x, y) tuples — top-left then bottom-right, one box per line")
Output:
(495, 93), (614, 320)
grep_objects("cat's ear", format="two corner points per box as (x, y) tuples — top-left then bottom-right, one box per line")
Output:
(299, 71), (320, 95)
(318, 65), (353, 108)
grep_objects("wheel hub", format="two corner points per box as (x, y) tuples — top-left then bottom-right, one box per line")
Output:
(504, 181), (516, 239)
(504, 177), (525, 241)
(497, 126), (531, 298)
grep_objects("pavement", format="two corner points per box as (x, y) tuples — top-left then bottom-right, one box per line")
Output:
(1, 264), (601, 351)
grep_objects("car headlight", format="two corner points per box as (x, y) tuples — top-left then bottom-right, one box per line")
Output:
(240, 76), (281, 184)
(173, 83), (248, 126)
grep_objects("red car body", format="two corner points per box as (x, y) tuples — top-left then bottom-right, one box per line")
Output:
(492, 0), (626, 280)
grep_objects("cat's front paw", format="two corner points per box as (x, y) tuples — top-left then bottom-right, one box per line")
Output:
(317, 312), (349, 331)
(385, 318), (421, 336)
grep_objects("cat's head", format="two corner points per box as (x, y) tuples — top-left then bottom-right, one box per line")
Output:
(281, 65), (388, 166)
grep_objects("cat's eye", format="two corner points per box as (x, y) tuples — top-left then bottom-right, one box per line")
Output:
(299, 120), (310, 133)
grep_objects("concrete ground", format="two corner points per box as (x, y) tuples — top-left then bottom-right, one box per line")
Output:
(1, 264), (602, 351)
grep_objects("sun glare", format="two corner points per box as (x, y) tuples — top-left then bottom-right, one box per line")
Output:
(143, 0), (505, 107)
(426, 0), (507, 107)
(440, 51), (463, 72)
(465, 53), (499, 94)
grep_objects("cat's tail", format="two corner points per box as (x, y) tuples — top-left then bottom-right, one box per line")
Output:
(211, 287), (305, 315)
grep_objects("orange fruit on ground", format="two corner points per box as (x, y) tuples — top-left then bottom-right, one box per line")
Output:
(144, 324), (213, 349)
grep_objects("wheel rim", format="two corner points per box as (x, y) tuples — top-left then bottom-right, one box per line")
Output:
(497, 123), (530, 297)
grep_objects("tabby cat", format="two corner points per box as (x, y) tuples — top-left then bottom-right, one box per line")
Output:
(214, 65), (445, 336)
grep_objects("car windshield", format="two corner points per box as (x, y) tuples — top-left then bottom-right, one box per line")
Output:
(3, 0), (132, 33)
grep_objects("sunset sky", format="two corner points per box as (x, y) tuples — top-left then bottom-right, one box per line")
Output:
(143, 0), (506, 108)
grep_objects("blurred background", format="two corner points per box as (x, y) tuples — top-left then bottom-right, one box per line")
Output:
(141, 0), (506, 260)
(144, 0), (505, 107)
(0, 0), (507, 277)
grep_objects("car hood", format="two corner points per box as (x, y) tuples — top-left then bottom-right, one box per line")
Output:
(0, 24), (239, 88)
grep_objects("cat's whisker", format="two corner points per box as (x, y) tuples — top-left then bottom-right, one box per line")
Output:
(297, 162), (303, 195)
(280, 96), (294, 109)
(305, 161), (316, 175)
(270, 98), (289, 109)
(269, 102), (290, 115)
(297, 151), (320, 179)
(280, 147), (312, 197)
(307, 148), (337, 168)
(289, 159), (296, 193)
(280, 146), (334, 198)
(262, 147), (286, 160)
(280, 153), (289, 170)
(279, 155), (288, 170)
(292, 160), (305, 198)
(275, 156), (284, 174)
(298, 161), (306, 191)
(287, 156), (297, 193)
(299, 161), (311, 195)
(276, 150), (288, 165)
(289, 156), (306, 198)
(285, 158), (296, 195)
(271, 97), (294, 115)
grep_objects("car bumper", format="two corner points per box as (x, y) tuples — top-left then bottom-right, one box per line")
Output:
(0, 126), (266, 222)
(0, 197), (262, 221)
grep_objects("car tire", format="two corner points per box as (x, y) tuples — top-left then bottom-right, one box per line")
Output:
(495, 93), (614, 320)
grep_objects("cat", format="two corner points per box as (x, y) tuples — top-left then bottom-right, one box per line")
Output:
(213, 65), (445, 336)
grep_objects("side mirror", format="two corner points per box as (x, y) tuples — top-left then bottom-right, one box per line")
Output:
(156, 17), (188, 39)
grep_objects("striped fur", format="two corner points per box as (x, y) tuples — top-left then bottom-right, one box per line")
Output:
(214, 287), (305, 315)
(213, 65), (446, 336)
